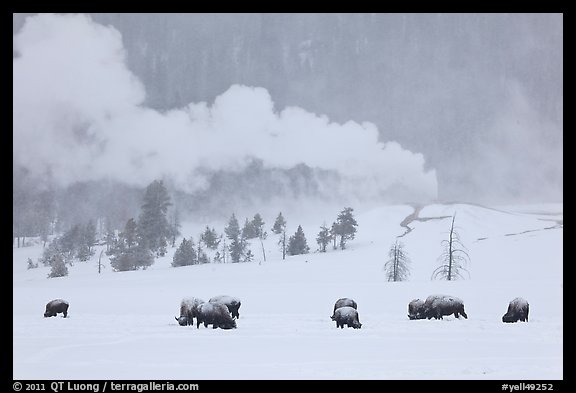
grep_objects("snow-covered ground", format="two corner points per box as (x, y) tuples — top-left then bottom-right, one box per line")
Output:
(13, 203), (563, 380)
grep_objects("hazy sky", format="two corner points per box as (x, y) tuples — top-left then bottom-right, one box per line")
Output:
(13, 13), (563, 205)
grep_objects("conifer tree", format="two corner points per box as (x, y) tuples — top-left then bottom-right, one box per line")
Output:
(172, 237), (198, 267)
(138, 180), (172, 257)
(288, 225), (310, 256)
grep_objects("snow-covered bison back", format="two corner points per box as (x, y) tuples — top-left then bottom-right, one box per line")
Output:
(175, 297), (204, 326)
(196, 302), (237, 329)
(333, 297), (357, 314)
(407, 299), (426, 320)
(423, 294), (467, 320)
(44, 299), (69, 318)
(209, 295), (241, 319)
(331, 306), (362, 329)
(502, 297), (529, 323)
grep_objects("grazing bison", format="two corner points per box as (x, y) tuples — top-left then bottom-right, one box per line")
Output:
(333, 297), (357, 314)
(331, 306), (362, 329)
(502, 297), (529, 323)
(209, 295), (241, 319)
(196, 302), (237, 329)
(422, 294), (467, 320)
(175, 297), (205, 326)
(44, 299), (69, 318)
(407, 298), (426, 320)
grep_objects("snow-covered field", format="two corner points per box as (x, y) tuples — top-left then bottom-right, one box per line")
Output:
(13, 203), (563, 380)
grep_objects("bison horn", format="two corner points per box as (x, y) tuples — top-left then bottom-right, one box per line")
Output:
(175, 317), (179, 322)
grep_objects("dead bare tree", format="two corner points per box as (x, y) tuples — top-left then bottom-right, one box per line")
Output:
(432, 213), (470, 281)
(384, 240), (410, 281)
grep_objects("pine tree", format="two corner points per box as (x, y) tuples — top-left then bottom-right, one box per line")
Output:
(138, 180), (172, 257)
(201, 226), (221, 250)
(242, 218), (257, 240)
(48, 253), (69, 278)
(251, 213), (267, 262)
(225, 213), (245, 263)
(168, 207), (181, 248)
(316, 224), (331, 252)
(384, 240), (411, 282)
(330, 222), (339, 250)
(334, 207), (358, 250)
(271, 212), (286, 234)
(272, 212), (287, 260)
(288, 225), (310, 256)
(172, 238), (198, 267)
(109, 218), (154, 271)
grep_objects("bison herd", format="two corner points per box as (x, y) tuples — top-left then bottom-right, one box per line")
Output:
(43, 295), (530, 328)
(175, 295), (241, 329)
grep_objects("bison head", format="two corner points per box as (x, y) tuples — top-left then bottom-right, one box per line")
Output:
(502, 313), (516, 323)
(175, 316), (189, 326)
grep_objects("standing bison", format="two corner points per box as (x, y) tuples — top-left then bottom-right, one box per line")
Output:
(407, 298), (426, 320)
(502, 297), (529, 323)
(333, 297), (357, 314)
(331, 306), (362, 329)
(44, 299), (69, 318)
(209, 295), (241, 319)
(175, 297), (204, 326)
(196, 302), (237, 329)
(422, 294), (467, 320)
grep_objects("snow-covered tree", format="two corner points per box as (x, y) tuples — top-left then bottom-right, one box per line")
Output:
(109, 218), (154, 271)
(384, 240), (411, 282)
(138, 180), (172, 257)
(316, 224), (331, 253)
(272, 212), (287, 260)
(172, 237), (197, 267)
(225, 213), (246, 263)
(201, 226), (221, 250)
(47, 253), (68, 278)
(288, 225), (310, 256)
(432, 214), (471, 281)
(334, 207), (358, 250)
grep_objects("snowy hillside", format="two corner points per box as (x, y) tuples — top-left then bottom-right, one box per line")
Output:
(13, 203), (563, 380)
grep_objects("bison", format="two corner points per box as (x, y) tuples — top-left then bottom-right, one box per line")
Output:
(196, 302), (237, 329)
(333, 297), (357, 314)
(44, 299), (69, 318)
(502, 297), (529, 323)
(209, 295), (241, 319)
(422, 294), (467, 320)
(407, 298), (426, 320)
(175, 297), (205, 326)
(331, 306), (362, 329)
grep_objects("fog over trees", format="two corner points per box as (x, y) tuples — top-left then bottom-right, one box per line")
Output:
(13, 13), (562, 243)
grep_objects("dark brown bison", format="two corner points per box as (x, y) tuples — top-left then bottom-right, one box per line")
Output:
(196, 302), (237, 329)
(331, 306), (362, 329)
(407, 298), (426, 320)
(175, 297), (204, 326)
(209, 295), (241, 319)
(502, 297), (529, 323)
(44, 299), (69, 318)
(333, 297), (357, 314)
(422, 294), (467, 320)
